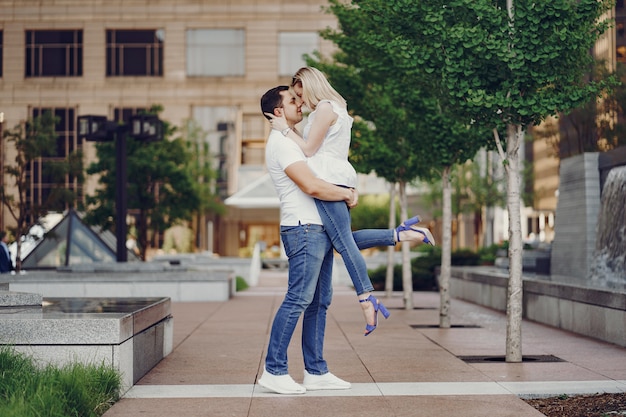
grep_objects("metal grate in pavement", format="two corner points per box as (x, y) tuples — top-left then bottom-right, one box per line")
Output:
(457, 355), (566, 363)
(410, 324), (482, 328)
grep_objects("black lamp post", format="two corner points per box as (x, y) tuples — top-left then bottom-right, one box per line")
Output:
(78, 114), (163, 262)
(0, 112), (4, 232)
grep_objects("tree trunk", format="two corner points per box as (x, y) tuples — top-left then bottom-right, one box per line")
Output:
(505, 124), (524, 362)
(474, 209), (482, 249)
(137, 210), (148, 261)
(439, 166), (452, 328)
(15, 211), (26, 272)
(399, 181), (413, 309)
(385, 182), (397, 298)
(484, 151), (495, 247)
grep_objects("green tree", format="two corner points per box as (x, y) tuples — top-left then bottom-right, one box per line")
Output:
(318, 0), (613, 356)
(0, 112), (84, 271)
(377, 0), (612, 360)
(85, 109), (201, 260)
(435, 0), (613, 362)
(312, 0), (493, 314)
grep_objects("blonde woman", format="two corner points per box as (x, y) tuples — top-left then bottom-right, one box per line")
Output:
(268, 67), (434, 335)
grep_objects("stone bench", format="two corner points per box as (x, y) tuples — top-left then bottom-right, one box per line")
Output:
(0, 290), (171, 392)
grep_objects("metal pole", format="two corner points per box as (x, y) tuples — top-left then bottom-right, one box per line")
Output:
(115, 129), (128, 262)
(0, 112), (4, 232)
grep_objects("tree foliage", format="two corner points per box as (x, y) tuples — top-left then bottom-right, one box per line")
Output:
(312, 0), (494, 311)
(85, 108), (202, 260)
(316, 0), (614, 358)
(392, 0), (613, 360)
(1, 112), (84, 270)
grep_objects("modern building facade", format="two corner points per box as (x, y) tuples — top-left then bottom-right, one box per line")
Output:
(1, 1), (622, 259)
(0, 0), (341, 257)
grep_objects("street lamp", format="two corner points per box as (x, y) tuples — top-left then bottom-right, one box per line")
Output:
(78, 114), (163, 262)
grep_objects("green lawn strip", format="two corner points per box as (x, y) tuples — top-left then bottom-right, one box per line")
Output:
(0, 346), (121, 417)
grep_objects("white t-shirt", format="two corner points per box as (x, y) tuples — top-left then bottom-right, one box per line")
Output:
(265, 129), (323, 226)
(304, 99), (357, 188)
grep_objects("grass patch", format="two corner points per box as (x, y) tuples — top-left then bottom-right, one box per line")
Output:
(0, 346), (121, 417)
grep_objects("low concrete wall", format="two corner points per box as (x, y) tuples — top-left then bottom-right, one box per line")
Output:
(151, 253), (257, 286)
(1, 296), (173, 391)
(6, 264), (235, 302)
(449, 266), (626, 348)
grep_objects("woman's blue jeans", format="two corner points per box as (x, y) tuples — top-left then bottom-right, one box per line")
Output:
(265, 222), (396, 376)
(315, 199), (395, 295)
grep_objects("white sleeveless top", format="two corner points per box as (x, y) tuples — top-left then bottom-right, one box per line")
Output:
(304, 100), (357, 188)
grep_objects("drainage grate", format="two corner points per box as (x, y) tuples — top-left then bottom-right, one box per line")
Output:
(411, 324), (482, 329)
(457, 355), (566, 363)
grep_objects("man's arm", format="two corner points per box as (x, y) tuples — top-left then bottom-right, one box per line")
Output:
(285, 161), (358, 208)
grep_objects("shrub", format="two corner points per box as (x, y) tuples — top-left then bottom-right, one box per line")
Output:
(349, 194), (395, 232)
(478, 242), (505, 265)
(368, 245), (484, 291)
(236, 276), (249, 291)
(451, 249), (480, 265)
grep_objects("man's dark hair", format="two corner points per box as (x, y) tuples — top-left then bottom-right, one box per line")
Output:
(0, 231), (6, 240)
(260, 86), (289, 120)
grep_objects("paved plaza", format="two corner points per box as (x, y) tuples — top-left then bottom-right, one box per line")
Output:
(103, 270), (626, 417)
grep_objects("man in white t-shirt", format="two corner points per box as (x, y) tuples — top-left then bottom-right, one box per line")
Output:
(258, 86), (432, 395)
(257, 86), (357, 394)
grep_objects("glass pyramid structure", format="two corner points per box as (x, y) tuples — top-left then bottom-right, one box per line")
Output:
(14, 210), (138, 269)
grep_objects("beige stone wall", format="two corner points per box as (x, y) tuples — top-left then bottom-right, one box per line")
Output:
(0, 0), (336, 256)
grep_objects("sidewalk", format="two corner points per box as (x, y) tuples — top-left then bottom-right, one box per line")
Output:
(103, 270), (626, 417)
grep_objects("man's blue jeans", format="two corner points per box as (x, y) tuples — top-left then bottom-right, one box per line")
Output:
(265, 222), (396, 376)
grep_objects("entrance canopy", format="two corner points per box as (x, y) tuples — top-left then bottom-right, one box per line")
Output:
(224, 173), (279, 209)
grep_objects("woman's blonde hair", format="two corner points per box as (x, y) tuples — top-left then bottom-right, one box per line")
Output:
(291, 66), (346, 110)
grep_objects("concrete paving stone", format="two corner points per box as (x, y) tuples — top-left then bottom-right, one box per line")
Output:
(102, 270), (626, 417)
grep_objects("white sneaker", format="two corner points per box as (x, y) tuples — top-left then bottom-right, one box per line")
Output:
(302, 370), (351, 391)
(258, 368), (306, 395)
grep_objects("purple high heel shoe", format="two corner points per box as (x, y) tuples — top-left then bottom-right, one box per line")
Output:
(359, 295), (390, 336)
(396, 215), (435, 245)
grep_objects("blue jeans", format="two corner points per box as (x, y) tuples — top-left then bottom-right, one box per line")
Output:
(315, 199), (394, 295)
(265, 222), (396, 376)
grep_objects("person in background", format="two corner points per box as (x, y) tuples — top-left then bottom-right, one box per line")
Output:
(0, 231), (15, 274)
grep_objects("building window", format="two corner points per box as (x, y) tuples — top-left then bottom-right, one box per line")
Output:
(113, 107), (147, 124)
(186, 29), (245, 76)
(619, 46), (626, 63)
(106, 30), (164, 77)
(241, 114), (265, 165)
(25, 30), (83, 77)
(27, 108), (82, 221)
(279, 32), (318, 76)
(192, 106), (238, 197)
